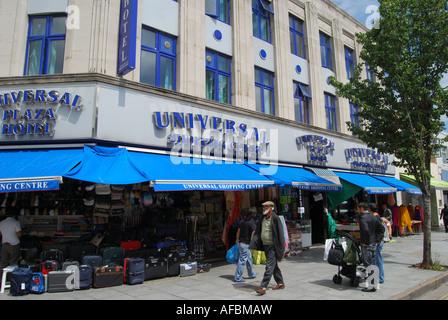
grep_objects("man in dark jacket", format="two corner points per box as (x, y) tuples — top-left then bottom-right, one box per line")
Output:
(250, 201), (285, 296)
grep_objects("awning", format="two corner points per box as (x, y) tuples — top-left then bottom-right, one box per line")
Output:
(307, 168), (342, 188)
(0, 148), (83, 192)
(334, 172), (397, 194)
(401, 174), (448, 191)
(130, 152), (274, 191)
(372, 175), (422, 195)
(246, 163), (342, 192)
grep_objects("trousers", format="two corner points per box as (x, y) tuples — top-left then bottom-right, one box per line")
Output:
(260, 245), (283, 289)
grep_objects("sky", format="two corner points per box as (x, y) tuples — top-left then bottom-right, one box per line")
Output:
(331, 0), (448, 132)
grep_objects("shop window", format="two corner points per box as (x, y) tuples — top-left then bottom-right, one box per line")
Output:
(206, 49), (232, 104)
(289, 15), (306, 59)
(345, 47), (355, 80)
(293, 81), (310, 124)
(324, 93), (337, 131)
(255, 67), (275, 115)
(25, 15), (67, 76)
(205, 0), (230, 24)
(320, 32), (332, 71)
(140, 27), (176, 91)
(252, 0), (273, 43)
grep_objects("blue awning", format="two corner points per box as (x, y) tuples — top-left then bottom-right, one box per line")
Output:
(0, 148), (83, 192)
(246, 163), (342, 192)
(335, 172), (397, 194)
(130, 152), (274, 191)
(371, 175), (422, 195)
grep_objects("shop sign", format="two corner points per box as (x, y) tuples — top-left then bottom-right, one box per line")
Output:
(0, 89), (83, 137)
(344, 147), (389, 172)
(154, 111), (271, 159)
(0, 180), (59, 193)
(117, 0), (138, 75)
(296, 134), (335, 164)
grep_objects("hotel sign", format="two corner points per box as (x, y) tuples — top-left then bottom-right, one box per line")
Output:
(117, 0), (138, 75)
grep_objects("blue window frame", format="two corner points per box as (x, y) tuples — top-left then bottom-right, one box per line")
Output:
(293, 82), (310, 124)
(366, 65), (376, 83)
(320, 32), (332, 71)
(289, 15), (306, 59)
(350, 102), (359, 133)
(255, 67), (275, 115)
(252, 0), (273, 43)
(324, 93), (337, 131)
(140, 27), (176, 91)
(206, 49), (232, 104)
(345, 47), (355, 80)
(206, 0), (230, 24)
(25, 15), (66, 76)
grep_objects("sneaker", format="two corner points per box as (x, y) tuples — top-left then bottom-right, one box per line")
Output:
(234, 278), (245, 282)
(256, 288), (266, 295)
(249, 273), (257, 279)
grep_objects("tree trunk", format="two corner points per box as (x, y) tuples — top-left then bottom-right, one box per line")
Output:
(422, 192), (432, 267)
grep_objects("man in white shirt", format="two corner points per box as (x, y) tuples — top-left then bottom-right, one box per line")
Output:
(0, 211), (22, 269)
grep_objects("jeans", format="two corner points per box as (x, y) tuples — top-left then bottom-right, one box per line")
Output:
(260, 245), (283, 288)
(234, 243), (256, 282)
(375, 241), (384, 283)
(361, 243), (377, 267)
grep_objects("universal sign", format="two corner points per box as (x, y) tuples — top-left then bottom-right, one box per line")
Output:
(296, 134), (336, 164)
(0, 89), (83, 137)
(345, 147), (389, 173)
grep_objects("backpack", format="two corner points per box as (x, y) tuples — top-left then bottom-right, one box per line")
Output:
(30, 272), (45, 294)
(10, 267), (33, 296)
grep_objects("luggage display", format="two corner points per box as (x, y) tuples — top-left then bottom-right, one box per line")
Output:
(42, 260), (59, 275)
(10, 266), (33, 296)
(102, 247), (125, 266)
(124, 258), (145, 285)
(180, 262), (197, 277)
(145, 257), (167, 280)
(30, 272), (45, 294)
(93, 266), (124, 288)
(47, 271), (76, 293)
(166, 250), (195, 277)
(81, 255), (103, 270)
(79, 265), (93, 289)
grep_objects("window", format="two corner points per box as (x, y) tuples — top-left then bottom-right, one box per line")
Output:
(324, 93), (337, 131)
(140, 27), (176, 91)
(252, 0), (273, 43)
(25, 15), (66, 76)
(293, 82), (310, 124)
(205, 0), (230, 24)
(289, 15), (306, 59)
(255, 67), (274, 115)
(320, 32), (332, 70)
(366, 65), (375, 83)
(345, 47), (355, 80)
(206, 49), (231, 104)
(350, 102), (359, 133)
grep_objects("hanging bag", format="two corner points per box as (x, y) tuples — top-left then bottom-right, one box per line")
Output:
(226, 244), (239, 264)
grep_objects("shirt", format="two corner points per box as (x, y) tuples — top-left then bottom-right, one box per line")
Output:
(261, 215), (273, 245)
(0, 217), (21, 245)
(238, 220), (256, 243)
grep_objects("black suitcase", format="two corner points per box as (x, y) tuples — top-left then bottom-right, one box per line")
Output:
(166, 250), (194, 277)
(145, 256), (167, 280)
(81, 255), (103, 270)
(93, 266), (124, 288)
(102, 247), (125, 266)
(124, 258), (145, 285)
(40, 249), (64, 265)
(47, 271), (76, 293)
(68, 243), (97, 262)
(79, 265), (93, 289)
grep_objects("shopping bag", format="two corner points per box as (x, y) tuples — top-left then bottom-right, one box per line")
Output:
(226, 244), (239, 264)
(323, 238), (334, 261)
(253, 250), (266, 265)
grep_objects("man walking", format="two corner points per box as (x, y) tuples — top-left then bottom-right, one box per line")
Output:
(440, 203), (448, 233)
(234, 209), (257, 282)
(0, 210), (22, 269)
(250, 201), (285, 296)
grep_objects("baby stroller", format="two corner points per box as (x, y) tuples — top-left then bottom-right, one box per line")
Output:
(327, 233), (365, 287)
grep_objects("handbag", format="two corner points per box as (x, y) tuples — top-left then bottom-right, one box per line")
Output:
(226, 244), (239, 264)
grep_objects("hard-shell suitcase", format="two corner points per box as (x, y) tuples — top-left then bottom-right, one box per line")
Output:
(167, 250), (194, 277)
(30, 272), (45, 294)
(144, 257), (167, 280)
(102, 247), (125, 266)
(10, 266), (33, 296)
(46, 271), (76, 293)
(93, 266), (124, 288)
(62, 261), (79, 271)
(180, 262), (197, 277)
(79, 265), (93, 289)
(124, 258), (145, 285)
(120, 241), (141, 251)
(81, 255), (103, 270)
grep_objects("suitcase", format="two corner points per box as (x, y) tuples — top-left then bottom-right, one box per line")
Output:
(10, 266), (33, 296)
(124, 248), (148, 259)
(166, 250), (195, 277)
(62, 261), (79, 271)
(68, 243), (97, 262)
(124, 258), (145, 285)
(30, 272), (45, 294)
(145, 256), (167, 280)
(180, 262), (197, 277)
(42, 260), (59, 275)
(81, 255), (103, 270)
(102, 247), (125, 266)
(79, 265), (93, 289)
(93, 266), (124, 288)
(40, 249), (64, 265)
(47, 271), (76, 293)
(120, 241), (141, 251)
(41, 244), (67, 259)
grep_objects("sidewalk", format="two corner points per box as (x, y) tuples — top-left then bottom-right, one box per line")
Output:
(1, 228), (447, 300)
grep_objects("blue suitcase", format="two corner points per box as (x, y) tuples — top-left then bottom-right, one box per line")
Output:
(81, 255), (103, 270)
(124, 258), (145, 285)
(79, 265), (93, 289)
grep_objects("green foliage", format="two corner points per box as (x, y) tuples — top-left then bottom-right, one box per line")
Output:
(330, 0), (448, 192)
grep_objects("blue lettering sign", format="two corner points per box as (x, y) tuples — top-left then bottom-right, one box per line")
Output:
(117, 0), (138, 75)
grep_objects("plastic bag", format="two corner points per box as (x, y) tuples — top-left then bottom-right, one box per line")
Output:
(253, 250), (266, 265)
(226, 244), (239, 264)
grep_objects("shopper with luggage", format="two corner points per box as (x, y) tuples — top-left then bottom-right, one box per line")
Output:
(234, 209), (257, 282)
(250, 201), (285, 296)
(0, 209), (22, 269)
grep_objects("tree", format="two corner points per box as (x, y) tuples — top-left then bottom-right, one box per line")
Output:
(330, 0), (448, 267)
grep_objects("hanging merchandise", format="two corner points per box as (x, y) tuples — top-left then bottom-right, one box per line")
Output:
(398, 204), (413, 234)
